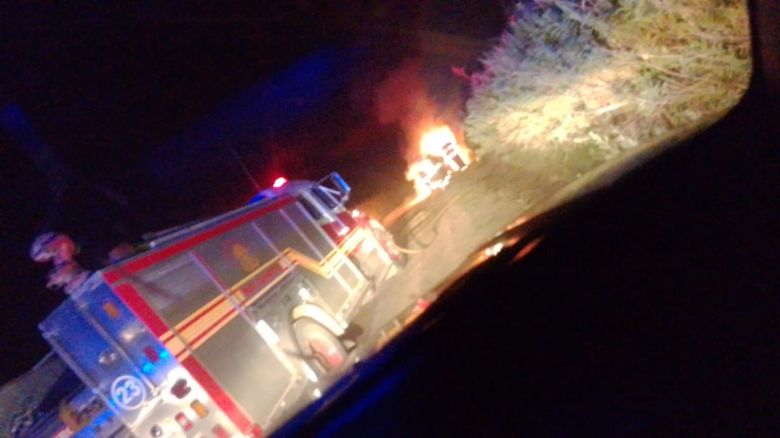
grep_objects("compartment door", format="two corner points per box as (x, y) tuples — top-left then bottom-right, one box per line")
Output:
(40, 299), (155, 430)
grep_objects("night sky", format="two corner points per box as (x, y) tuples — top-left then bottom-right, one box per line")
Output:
(0, 2), (507, 382)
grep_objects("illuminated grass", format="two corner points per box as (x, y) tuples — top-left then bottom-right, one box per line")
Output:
(465, 0), (750, 175)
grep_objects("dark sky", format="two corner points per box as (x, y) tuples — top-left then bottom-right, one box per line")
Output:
(0, 1), (506, 382)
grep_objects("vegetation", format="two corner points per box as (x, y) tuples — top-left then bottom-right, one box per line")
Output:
(464, 0), (751, 174)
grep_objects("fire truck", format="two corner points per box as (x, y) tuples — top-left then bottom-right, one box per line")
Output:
(36, 173), (400, 437)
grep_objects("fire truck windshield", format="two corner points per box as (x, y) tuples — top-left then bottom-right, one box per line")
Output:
(310, 187), (339, 210)
(297, 195), (323, 220)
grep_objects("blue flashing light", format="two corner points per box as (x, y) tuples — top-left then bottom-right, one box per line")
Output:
(142, 362), (155, 375)
(159, 349), (171, 360)
(248, 193), (268, 205)
(79, 406), (118, 436)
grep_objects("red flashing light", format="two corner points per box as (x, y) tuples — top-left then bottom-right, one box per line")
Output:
(175, 412), (193, 431)
(171, 379), (191, 399)
(143, 346), (160, 363)
(272, 177), (287, 188)
(212, 425), (231, 438)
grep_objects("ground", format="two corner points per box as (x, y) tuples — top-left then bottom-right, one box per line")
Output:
(348, 109), (728, 363)
(351, 153), (553, 354)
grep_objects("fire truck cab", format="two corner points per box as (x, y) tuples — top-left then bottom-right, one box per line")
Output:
(39, 173), (399, 437)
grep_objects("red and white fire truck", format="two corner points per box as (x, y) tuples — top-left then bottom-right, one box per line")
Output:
(38, 173), (400, 437)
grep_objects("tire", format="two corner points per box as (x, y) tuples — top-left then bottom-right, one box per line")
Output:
(371, 225), (408, 267)
(293, 318), (348, 374)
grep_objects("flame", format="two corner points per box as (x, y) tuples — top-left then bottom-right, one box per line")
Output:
(406, 125), (471, 203)
(418, 126), (454, 157)
(406, 158), (436, 201)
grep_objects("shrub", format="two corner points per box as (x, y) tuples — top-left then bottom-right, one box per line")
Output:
(465, 0), (750, 172)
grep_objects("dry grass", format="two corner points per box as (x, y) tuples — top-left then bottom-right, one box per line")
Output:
(464, 0), (751, 175)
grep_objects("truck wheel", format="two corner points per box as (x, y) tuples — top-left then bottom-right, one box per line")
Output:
(371, 225), (407, 267)
(293, 318), (347, 374)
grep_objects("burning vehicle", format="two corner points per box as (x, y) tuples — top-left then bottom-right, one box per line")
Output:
(406, 126), (471, 202)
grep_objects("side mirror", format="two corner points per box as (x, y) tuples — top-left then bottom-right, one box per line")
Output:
(319, 172), (351, 204)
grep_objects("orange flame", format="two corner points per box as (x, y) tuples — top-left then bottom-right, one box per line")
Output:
(406, 125), (471, 203)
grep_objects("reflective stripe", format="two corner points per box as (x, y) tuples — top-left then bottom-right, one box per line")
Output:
(180, 356), (254, 434)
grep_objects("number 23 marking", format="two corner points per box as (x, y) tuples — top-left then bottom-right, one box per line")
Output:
(111, 375), (146, 411)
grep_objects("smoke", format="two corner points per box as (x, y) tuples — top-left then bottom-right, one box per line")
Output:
(373, 58), (443, 162)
